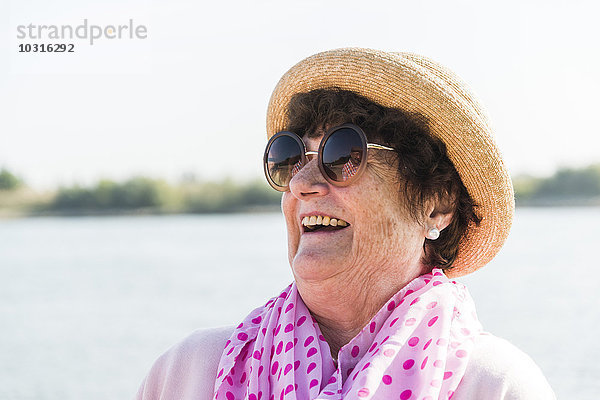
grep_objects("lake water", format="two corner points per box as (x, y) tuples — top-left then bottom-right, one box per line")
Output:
(1, 208), (598, 399)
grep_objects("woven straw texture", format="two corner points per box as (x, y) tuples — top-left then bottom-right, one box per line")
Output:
(266, 48), (514, 277)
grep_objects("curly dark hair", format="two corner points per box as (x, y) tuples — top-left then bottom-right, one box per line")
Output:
(285, 88), (481, 272)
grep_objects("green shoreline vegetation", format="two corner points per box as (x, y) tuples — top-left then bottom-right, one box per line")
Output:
(0, 170), (281, 218)
(1, 164), (599, 218)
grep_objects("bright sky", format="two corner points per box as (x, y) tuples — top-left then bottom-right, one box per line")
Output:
(1, 0), (599, 190)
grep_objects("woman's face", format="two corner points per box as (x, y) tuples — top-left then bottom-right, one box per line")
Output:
(282, 131), (429, 284)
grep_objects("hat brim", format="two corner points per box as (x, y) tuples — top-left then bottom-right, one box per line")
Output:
(266, 48), (514, 277)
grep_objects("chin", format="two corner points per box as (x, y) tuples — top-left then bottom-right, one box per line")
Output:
(290, 250), (340, 281)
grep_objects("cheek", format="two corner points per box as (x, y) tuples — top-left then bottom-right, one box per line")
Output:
(281, 192), (299, 237)
(373, 216), (400, 239)
(354, 188), (415, 240)
(281, 192), (294, 221)
(282, 219), (301, 266)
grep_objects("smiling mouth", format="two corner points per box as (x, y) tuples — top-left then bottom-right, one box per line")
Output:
(301, 215), (350, 233)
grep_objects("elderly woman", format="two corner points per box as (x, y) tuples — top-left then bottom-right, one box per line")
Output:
(137, 48), (555, 399)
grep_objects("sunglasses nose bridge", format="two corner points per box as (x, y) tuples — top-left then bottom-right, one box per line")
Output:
(288, 150), (329, 197)
(305, 150), (318, 159)
(297, 151), (320, 176)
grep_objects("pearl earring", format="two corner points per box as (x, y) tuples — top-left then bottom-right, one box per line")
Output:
(427, 227), (440, 240)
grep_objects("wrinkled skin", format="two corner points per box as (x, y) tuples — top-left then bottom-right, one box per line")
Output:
(281, 131), (453, 357)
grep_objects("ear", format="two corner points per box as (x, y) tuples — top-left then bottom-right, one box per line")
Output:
(423, 200), (453, 234)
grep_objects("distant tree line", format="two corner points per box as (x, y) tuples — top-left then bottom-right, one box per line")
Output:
(50, 177), (163, 211)
(1, 163), (599, 215)
(513, 164), (600, 206)
(0, 167), (23, 190)
(44, 177), (282, 214)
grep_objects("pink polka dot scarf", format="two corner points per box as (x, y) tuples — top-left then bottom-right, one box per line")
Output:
(214, 268), (482, 400)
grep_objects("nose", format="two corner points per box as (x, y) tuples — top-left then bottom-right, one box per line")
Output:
(288, 152), (330, 200)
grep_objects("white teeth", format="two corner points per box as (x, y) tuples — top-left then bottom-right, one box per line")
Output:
(301, 215), (348, 227)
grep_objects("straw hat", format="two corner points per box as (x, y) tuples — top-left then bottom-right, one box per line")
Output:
(266, 47), (514, 277)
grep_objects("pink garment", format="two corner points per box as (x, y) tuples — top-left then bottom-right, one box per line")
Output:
(214, 269), (482, 400)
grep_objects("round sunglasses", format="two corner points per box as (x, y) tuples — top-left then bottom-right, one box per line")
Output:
(263, 123), (395, 192)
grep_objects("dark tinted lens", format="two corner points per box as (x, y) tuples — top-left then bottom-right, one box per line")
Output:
(322, 128), (364, 182)
(266, 135), (303, 187)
